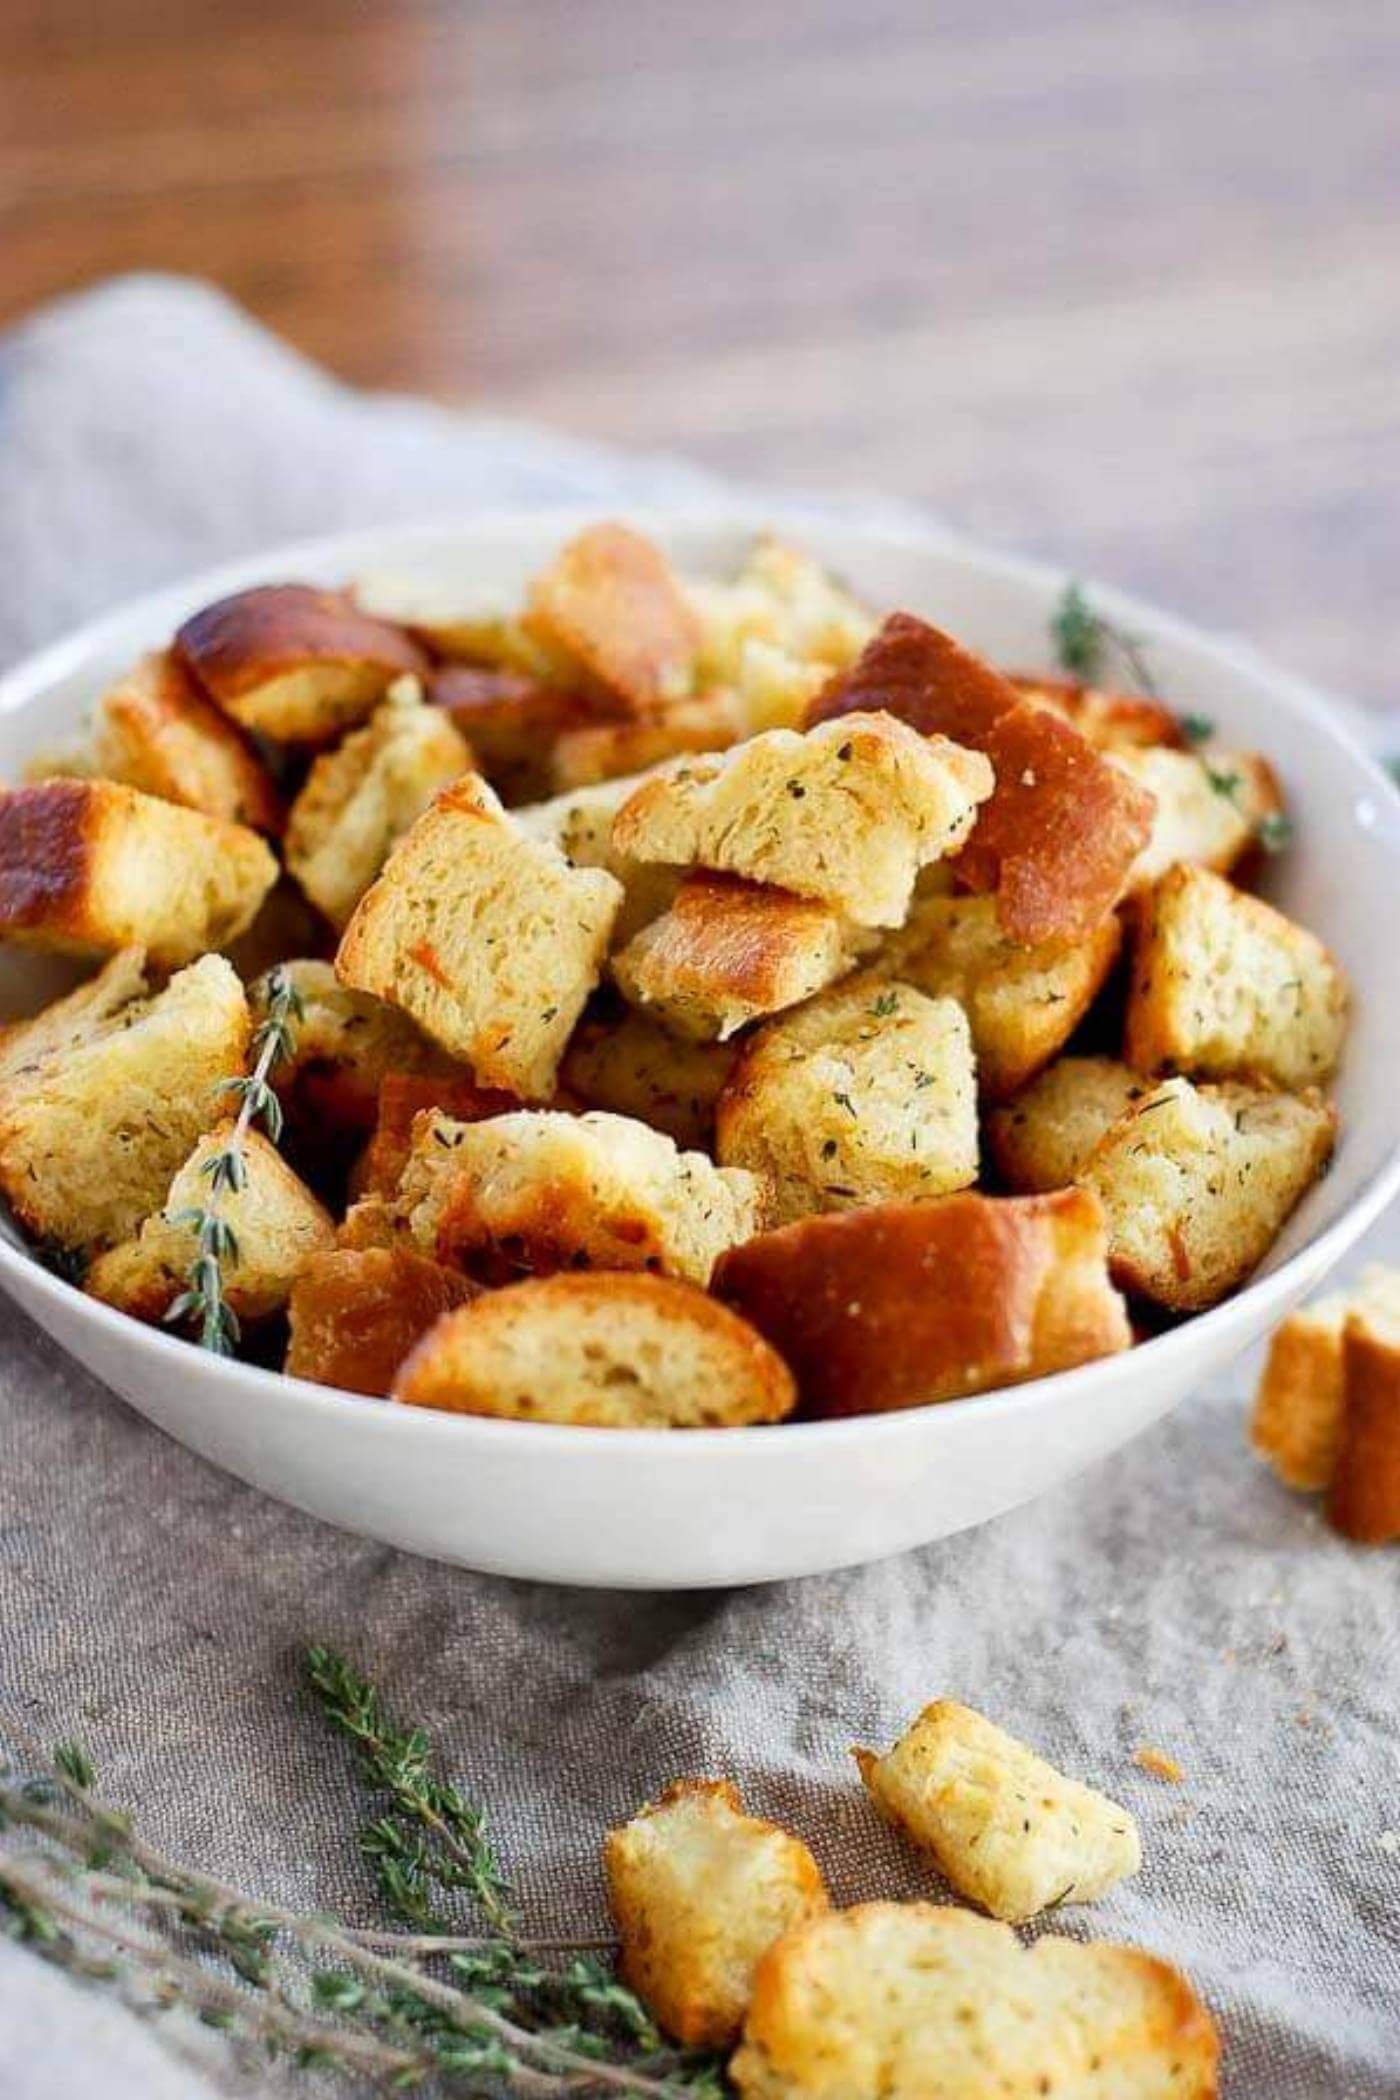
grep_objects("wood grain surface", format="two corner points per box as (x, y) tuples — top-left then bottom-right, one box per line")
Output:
(3, 0), (1397, 710)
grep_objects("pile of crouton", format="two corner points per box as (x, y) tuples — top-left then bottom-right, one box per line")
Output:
(0, 523), (1349, 1428)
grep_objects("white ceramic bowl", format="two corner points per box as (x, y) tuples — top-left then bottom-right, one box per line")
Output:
(1, 512), (1396, 1589)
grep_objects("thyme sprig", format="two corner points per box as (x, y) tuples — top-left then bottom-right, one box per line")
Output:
(1051, 582), (1159, 696)
(165, 963), (304, 1356)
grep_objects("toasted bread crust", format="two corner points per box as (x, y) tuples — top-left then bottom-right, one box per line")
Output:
(1008, 672), (1186, 752)
(285, 1245), (480, 1396)
(93, 651), (284, 833)
(524, 523), (702, 715)
(429, 665), (590, 803)
(176, 585), (429, 743)
(0, 778), (96, 937)
(613, 874), (853, 1040)
(1327, 1310), (1400, 1543)
(808, 611), (1019, 745)
(354, 1070), (526, 1199)
(714, 1188), (1129, 1415)
(1251, 1267), (1400, 1493)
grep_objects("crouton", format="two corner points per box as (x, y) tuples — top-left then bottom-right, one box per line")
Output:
(89, 650), (284, 832)
(604, 1780), (829, 2049)
(987, 1057), (1153, 1193)
(1329, 1302), (1400, 1544)
(429, 664), (589, 804)
(1114, 748), (1282, 892)
(730, 1902), (1219, 2100)
(1009, 672), (1185, 753)
(353, 574), (576, 680)
(86, 1122), (334, 1324)
(1125, 865), (1348, 1089)
(393, 1271), (796, 1427)
(854, 1701), (1141, 1922)
(0, 779), (278, 968)
(524, 523), (701, 715)
(689, 537), (875, 693)
(549, 687), (749, 792)
(175, 584), (429, 745)
(397, 1107), (766, 1286)
(810, 615), (1155, 943)
(877, 893), (1122, 1102)
(285, 1245), (480, 1396)
(715, 1187), (1130, 1415)
(1081, 1078), (1336, 1311)
(284, 681), (473, 930)
(353, 1070), (527, 1200)
(715, 978), (978, 1224)
(222, 880), (335, 983)
(612, 875), (856, 1041)
(561, 1009), (738, 1151)
(251, 959), (458, 1146)
(517, 774), (682, 947)
(1251, 1266), (1400, 1492)
(0, 946), (149, 1087)
(335, 773), (623, 1100)
(0, 953), (249, 1251)
(612, 712), (992, 929)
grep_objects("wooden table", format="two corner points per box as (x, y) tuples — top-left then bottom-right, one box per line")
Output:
(4, 0), (1397, 711)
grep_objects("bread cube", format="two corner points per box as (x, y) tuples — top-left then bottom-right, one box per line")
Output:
(1114, 747), (1282, 893)
(393, 1271), (796, 1427)
(1251, 1265), (1400, 1492)
(517, 773), (682, 947)
(715, 978), (977, 1224)
(285, 681), (473, 930)
(604, 1780), (829, 2048)
(613, 875), (855, 1041)
(89, 650), (283, 832)
(854, 1701), (1140, 1922)
(429, 664), (588, 805)
(524, 523), (701, 714)
(353, 573), (574, 678)
(86, 1122), (334, 1325)
(397, 1107), (766, 1285)
(0, 953), (249, 1251)
(0, 945), (149, 1087)
(561, 1009), (738, 1151)
(715, 1187), (1129, 1415)
(987, 1057), (1153, 1193)
(612, 712), (992, 929)
(0, 779), (278, 968)
(354, 1070), (526, 1199)
(285, 1245), (480, 1397)
(878, 892), (1122, 1101)
(220, 880), (334, 983)
(1125, 865), (1348, 1089)
(550, 688), (750, 792)
(1009, 672), (1185, 753)
(730, 1902), (1219, 2100)
(1082, 1077), (1336, 1311)
(175, 584), (428, 745)
(335, 773), (623, 1100)
(1329, 1301), (1400, 1544)
(252, 959), (458, 1144)
(690, 537), (875, 692)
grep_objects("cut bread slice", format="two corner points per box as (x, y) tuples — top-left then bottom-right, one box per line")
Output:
(715, 977), (978, 1224)
(394, 1271), (797, 1427)
(397, 1107), (767, 1286)
(0, 779), (277, 968)
(524, 523), (701, 715)
(987, 1057), (1154, 1193)
(611, 711), (992, 929)
(175, 584), (428, 745)
(604, 1780), (829, 2049)
(854, 1701), (1140, 1923)
(285, 1245), (480, 1397)
(89, 650), (283, 832)
(1329, 1300), (1400, 1544)
(612, 875), (855, 1041)
(1251, 1265), (1400, 1492)
(715, 1187), (1129, 1416)
(550, 689), (749, 792)
(335, 773), (623, 1100)
(0, 953), (249, 1251)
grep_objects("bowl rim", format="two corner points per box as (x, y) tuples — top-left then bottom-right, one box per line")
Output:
(1, 503), (1397, 1460)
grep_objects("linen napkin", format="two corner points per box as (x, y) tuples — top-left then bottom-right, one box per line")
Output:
(0, 277), (1397, 2099)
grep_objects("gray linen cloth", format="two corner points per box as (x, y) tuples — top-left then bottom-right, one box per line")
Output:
(1, 277), (1397, 2098)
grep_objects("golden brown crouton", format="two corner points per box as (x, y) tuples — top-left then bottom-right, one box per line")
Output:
(987, 1057), (1153, 1193)
(0, 946), (149, 1087)
(690, 537), (875, 693)
(1328, 1302), (1400, 1544)
(516, 773), (682, 947)
(285, 1245), (480, 1397)
(524, 523), (702, 715)
(612, 875), (856, 1042)
(393, 1271), (796, 1427)
(730, 1902), (1219, 2100)
(353, 1070), (527, 1200)
(175, 584), (429, 746)
(612, 712), (992, 929)
(89, 650), (284, 832)
(854, 1701), (1141, 1922)
(86, 1122), (335, 1325)
(1250, 1265), (1400, 1492)
(1113, 747), (1282, 893)
(1125, 865), (1348, 1089)
(604, 1781), (829, 2048)
(0, 953), (249, 1251)
(561, 1009), (738, 1151)
(352, 573), (575, 679)
(877, 892), (1122, 1102)
(428, 664), (589, 804)
(715, 1187), (1130, 1416)
(0, 779), (278, 968)
(335, 773), (623, 1100)
(284, 681), (473, 930)
(548, 686), (750, 793)
(221, 880), (335, 982)
(1009, 672), (1185, 753)
(251, 959), (458, 1146)
(397, 1107), (766, 1286)
(715, 978), (978, 1225)
(1081, 1077), (1337, 1311)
